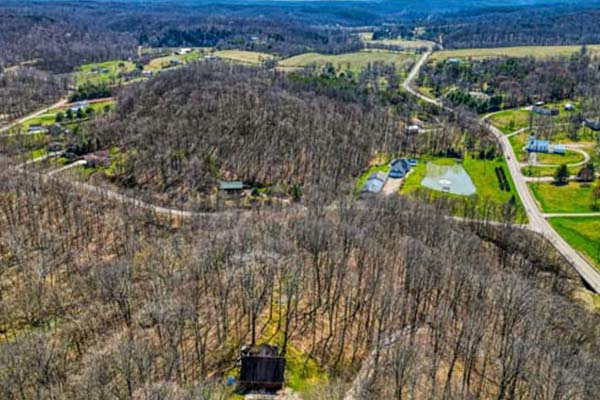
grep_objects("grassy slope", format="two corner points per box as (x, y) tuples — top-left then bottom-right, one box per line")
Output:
(145, 50), (202, 72)
(432, 45), (600, 61)
(549, 217), (600, 269)
(358, 32), (434, 49)
(279, 50), (414, 74)
(402, 156), (518, 204)
(214, 50), (275, 65)
(488, 109), (531, 133)
(529, 182), (597, 213)
(76, 60), (136, 86)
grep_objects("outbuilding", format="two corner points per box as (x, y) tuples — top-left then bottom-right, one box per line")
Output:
(361, 171), (387, 194)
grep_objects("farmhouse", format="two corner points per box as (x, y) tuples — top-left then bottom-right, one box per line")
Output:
(532, 106), (559, 116)
(361, 171), (387, 194)
(389, 158), (411, 179)
(527, 133), (566, 154)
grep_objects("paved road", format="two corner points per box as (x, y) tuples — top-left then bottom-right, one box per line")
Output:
(0, 98), (68, 134)
(403, 51), (452, 112)
(405, 52), (600, 292)
(483, 120), (600, 292)
(543, 212), (600, 218)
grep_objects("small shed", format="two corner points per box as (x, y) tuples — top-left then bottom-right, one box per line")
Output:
(577, 166), (595, 182)
(564, 103), (576, 111)
(239, 344), (285, 393)
(532, 106), (559, 116)
(219, 180), (247, 198)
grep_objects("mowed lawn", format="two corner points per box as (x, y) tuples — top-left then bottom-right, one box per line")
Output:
(358, 32), (435, 49)
(76, 60), (136, 86)
(488, 109), (531, 133)
(549, 217), (600, 268)
(529, 182), (597, 213)
(214, 50), (276, 65)
(402, 156), (519, 204)
(279, 49), (414, 74)
(145, 50), (202, 71)
(536, 150), (586, 166)
(432, 45), (600, 61)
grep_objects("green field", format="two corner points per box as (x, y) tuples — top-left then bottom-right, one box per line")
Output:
(76, 60), (136, 86)
(536, 150), (586, 166)
(402, 156), (519, 204)
(529, 182), (597, 213)
(522, 165), (572, 178)
(145, 49), (203, 72)
(432, 45), (600, 61)
(213, 50), (275, 65)
(488, 109), (531, 133)
(550, 217), (600, 268)
(13, 99), (115, 132)
(359, 32), (435, 49)
(279, 49), (414, 74)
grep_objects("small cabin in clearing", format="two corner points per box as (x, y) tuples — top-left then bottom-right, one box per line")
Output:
(239, 344), (285, 393)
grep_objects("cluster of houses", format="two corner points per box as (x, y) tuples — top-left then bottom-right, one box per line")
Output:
(360, 158), (418, 195)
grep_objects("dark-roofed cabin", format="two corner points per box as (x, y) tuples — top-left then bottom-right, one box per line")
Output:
(389, 158), (411, 179)
(239, 344), (285, 393)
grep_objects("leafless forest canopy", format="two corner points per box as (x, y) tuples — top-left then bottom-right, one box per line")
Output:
(1, 169), (599, 399)
(1, 1), (600, 399)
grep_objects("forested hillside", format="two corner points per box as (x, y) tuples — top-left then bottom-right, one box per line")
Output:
(1, 169), (599, 398)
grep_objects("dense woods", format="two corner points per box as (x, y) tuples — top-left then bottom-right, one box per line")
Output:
(419, 49), (599, 111)
(0, 67), (69, 123)
(2, 1), (600, 398)
(0, 169), (599, 398)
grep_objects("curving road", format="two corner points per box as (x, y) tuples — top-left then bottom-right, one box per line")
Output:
(0, 98), (68, 134)
(404, 51), (600, 292)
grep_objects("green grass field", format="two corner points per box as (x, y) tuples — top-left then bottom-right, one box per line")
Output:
(213, 50), (275, 65)
(529, 182), (597, 213)
(402, 156), (518, 204)
(76, 60), (136, 86)
(13, 99), (116, 132)
(145, 49), (202, 72)
(521, 165), (572, 178)
(431, 45), (600, 61)
(358, 32), (435, 49)
(279, 49), (414, 74)
(549, 217), (600, 269)
(536, 150), (586, 166)
(488, 109), (532, 133)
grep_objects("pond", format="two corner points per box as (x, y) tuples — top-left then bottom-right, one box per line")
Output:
(421, 162), (477, 196)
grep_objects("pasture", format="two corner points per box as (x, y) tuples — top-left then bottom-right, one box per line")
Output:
(213, 50), (275, 65)
(550, 217), (600, 269)
(359, 32), (435, 49)
(431, 45), (600, 61)
(529, 181), (596, 213)
(278, 49), (414, 74)
(75, 60), (136, 86)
